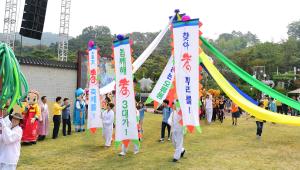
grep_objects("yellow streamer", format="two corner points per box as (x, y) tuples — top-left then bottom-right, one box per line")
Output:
(200, 51), (300, 126)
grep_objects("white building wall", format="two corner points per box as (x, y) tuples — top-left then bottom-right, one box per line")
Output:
(20, 65), (77, 103)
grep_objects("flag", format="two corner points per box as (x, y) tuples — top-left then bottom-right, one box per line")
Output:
(87, 46), (102, 132)
(113, 37), (139, 148)
(172, 19), (201, 133)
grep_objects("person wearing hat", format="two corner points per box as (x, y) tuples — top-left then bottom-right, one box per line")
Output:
(73, 88), (86, 132)
(0, 112), (23, 170)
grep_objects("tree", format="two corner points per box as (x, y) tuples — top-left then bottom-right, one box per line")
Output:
(287, 20), (300, 40)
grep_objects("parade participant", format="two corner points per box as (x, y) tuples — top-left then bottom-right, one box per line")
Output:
(225, 98), (232, 114)
(85, 89), (89, 120)
(62, 98), (72, 136)
(231, 102), (240, 126)
(138, 102), (146, 138)
(159, 100), (172, 142)
(21, 90), (41, 144)
(102, 103), (115, 148)
(218, 97), (225, 123)
(0, 112), (23, 170)
(37, 96), (49, 141)
(168, 102), (185, 162)
(73, 88), (86, 132)
(269, 98), (277, 113)
(119, 109), (140, 156)
(205, 94), (213, 124)
(256, 102), (265, 140)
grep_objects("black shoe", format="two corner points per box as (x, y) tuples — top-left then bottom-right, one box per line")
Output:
(22, 142), (32, 146)
(181, 150), (185, 158)
(172, 159), (178, 162)
(82, 129), (85, 132)
(31, 141), (37, 145)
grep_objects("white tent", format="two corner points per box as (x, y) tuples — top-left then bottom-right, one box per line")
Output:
(138, 78), (154, 92)
(288, 88), (300, 94)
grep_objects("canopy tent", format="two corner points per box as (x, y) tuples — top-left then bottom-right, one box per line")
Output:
(288, 88), (300, 94)
(138, 78), (154, 92)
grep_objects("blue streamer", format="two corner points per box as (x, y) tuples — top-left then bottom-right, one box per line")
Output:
(200, 63), (258, 105)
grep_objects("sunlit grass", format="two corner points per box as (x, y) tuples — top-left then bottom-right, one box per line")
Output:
(18, 113), (300, 170)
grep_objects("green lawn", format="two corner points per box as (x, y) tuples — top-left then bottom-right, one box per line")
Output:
(19, 113), (300, 170)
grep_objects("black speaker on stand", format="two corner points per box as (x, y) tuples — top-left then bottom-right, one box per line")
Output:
(19, 0), (48, 40)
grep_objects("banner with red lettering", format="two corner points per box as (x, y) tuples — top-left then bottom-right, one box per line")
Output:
(172, 19), (201, 133)
(113, 37), (139, 148)
(87, 42), (102, 132)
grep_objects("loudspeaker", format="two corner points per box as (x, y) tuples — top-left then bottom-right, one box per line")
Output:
(19, 0), (48, 40)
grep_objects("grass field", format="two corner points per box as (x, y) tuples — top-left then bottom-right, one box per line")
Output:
(18, 113), (300, 170)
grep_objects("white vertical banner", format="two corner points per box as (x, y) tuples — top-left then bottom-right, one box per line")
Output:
(173, 19), (200, 133)
(147, 56), (175, 104)
(114, 37), (139, 147)
(87, 47), (102, 130)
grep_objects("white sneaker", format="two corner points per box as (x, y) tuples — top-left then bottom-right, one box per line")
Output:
(256, 135), (261, 140)
(134, 151), (139, 155)
(168, 138), (171, 141)
(119, 152), (126, 156)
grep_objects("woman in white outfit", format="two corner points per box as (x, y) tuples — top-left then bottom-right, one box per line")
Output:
(205, 94), (213, 124)
(102, 103), (115, 147)
(0, 112), (23, 170)
(168, 102), (185, 162)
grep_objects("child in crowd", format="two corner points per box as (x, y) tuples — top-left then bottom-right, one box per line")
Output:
(269, 98), (277, 113)
(102, 103), (115, 148)
(168, 102), (185, 162)
(62, 98), (71, 136)
(138, 102), (146, 139)
(0, 112), (23, 170)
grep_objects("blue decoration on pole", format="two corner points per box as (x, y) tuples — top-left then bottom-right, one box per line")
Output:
(117, 34), (125, 41)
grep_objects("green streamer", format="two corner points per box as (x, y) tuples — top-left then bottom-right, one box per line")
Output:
(0, 43), (29, 114)
(200, 36), (300, 111)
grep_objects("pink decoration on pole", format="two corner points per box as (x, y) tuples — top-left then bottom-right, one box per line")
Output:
(88, 40), (95, 48)
(182, 15), (191, 22)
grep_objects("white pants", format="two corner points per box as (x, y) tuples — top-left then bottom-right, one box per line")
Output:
(0, 163), (17, 170)
(103, 126), (113, 146)
(206, 108), (213, 123)
(75, 125), (84, 131)
(121, 143), (139, 153)
(172, 130), (184, 160)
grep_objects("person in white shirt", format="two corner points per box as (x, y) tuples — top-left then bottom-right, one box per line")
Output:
(205, 94), (213, 124)
(102, 103), (115, 148)
(168, 101), (185, 162)
(119, 109), (140, 156)
(0, 112), (23, 170)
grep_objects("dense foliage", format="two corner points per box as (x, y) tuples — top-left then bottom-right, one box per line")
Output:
(12, 20), (300, 91)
